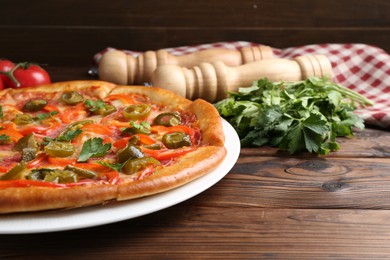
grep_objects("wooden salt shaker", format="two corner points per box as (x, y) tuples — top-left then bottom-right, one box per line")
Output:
(98, 45), (274, 85)
(151, 54), (333, 103)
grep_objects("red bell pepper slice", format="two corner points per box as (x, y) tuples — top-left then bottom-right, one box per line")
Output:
(0, 179), (66, 188)
(141, 146), (196, 161)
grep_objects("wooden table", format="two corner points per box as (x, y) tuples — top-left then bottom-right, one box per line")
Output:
(0, 66), (390, 259)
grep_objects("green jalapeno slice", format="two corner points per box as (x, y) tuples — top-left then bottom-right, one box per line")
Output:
(14, 134), (38, 152)
(28, 166), (95, 183)
(44, 141), (75, 157)
(153, 112), (182, 126)
(61, 91), (84, 105)
(63, 120), (94, 132)
(122, 157), (160, 175)
(56, 119), (93, 141)
(0, 161), (26, 180)
(95, 105), (116, 116)
(144, 143), (162, 150)
(14, 114), (33, 125)
(123, 104), (151, 120)
(28, 168), (47, 181)
(122, 125), (151, 135)
(14, 134), (39, 162)
(43, 170), (78, 183)
(64, 165), (97, 179)
(128, 135), (140, 145)
(117, 144), (144, 164)
(162, 132), (192, 149)
(22, 99), (48, 112)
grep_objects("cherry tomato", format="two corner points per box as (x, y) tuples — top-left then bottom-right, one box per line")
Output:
(3, 62), (51, 88)
(0, 59), (15, 83)
(0, 78), (4, 90)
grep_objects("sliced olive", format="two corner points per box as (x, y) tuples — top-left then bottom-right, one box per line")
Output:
(43, 170), (78, 184)
(22, 99), (48, 112)
(21, 147), (37, 162)
(162, 132), (192, 149)
(0, 161), (26, 180)
(14, 134), (38, 152)
(14, 134), (38, 161)
(153, 112), (182, 126)
(27, 168), (76, 183)
(28, 168), (48, 181)
(122, 157), (160, 175)
(44, 141), (75, 157)
(61, 91), (84, 105)
(14, 114), (33, 125)
(123, 104), (151, 120)
(64, 165), (97, 179)
(117, 144), (144, 164)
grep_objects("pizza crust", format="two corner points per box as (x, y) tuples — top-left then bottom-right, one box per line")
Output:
(0, 183), (117, 214)
(190, 99), (225, 146)
(0, 80), (116, 99)
(0, 146), (226, 213)
(109, 85), (192, 109)
(108, 86), (225, 146)
(104, 86), (227, 201)
(117, 146), (226, 200)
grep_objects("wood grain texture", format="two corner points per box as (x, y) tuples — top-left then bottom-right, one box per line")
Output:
(1, 207), (390, 259)
(1, 0), (388, 27)
(0, 67), (389, 258)
(1, 1), (390, 257)
(3, 27), (390, 66)
(210, 156), (390, 209)
(0, 0), (389, 65)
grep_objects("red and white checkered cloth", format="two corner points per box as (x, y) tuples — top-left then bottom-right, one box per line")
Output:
(94, 41), (390, 129)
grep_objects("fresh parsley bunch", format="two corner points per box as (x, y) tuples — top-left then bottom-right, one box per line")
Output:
(214, 76), (373, 155)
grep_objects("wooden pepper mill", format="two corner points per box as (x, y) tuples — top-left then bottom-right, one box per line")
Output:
(151, 54), (333, 103)
(98, 45), (274, 85)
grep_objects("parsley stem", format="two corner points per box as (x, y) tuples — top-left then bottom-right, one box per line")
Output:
(329, 82), (374, 106)
(281, 78), (373, 107)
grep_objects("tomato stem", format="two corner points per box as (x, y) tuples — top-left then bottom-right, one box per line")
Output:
(0, 62), (34, 88)
(0, 64), (21, 87)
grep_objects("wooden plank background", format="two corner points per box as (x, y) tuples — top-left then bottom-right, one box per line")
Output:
(1, 2), (390, 258)
(1, 0), (389, 66)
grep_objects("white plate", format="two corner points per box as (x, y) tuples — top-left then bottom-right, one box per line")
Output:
(0, 119), (240, 234)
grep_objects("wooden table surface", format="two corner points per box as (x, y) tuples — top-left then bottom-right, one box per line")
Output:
(1, 67), (390, 259)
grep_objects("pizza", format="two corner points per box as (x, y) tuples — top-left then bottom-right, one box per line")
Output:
(0, 80), (226, 214)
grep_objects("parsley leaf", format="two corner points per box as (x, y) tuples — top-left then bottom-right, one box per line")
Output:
(130, 120), (150, 130)
(97, 161), (124, 172)
(0, 134), (10, 145)
(84, 99), (116, 116)
(33, 111), (59, 121)
(42, 129), (82, 146)
(56, 129), (82, 142)
(85, 99), (107, 112)
(214, 76), (373, 155)
(77, 137), (112, 162)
